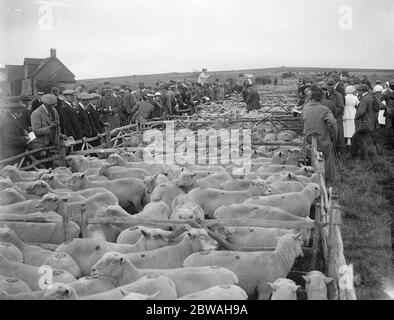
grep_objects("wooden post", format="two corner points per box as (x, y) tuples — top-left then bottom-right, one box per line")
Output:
(80, 202), (88, 238)
(59, 142), (66, 167)
(105, 124), (111, 148)
(309, 201), (321, 270)
(59, 198), (69, 242)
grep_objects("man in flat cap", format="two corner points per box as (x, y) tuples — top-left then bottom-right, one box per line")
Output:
(131, 93), (155, 122)
(87, 93), (106, 143)
(59, 89), (82, 141)
(0, 98), (30, 161)
(302, 87), (338, 182)
(30, 94), (61, 154)
(77, 92), (94, 139)
(351, 84), (378, 160)
(31, 91), (45, 113)
(97, 85), (121, 130)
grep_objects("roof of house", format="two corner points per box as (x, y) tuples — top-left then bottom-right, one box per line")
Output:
(4, 65), (24, 82)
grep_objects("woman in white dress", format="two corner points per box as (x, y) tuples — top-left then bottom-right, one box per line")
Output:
(343, 86), (359, 146)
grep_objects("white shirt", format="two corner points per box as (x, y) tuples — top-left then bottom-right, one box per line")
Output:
(345, 94), (359, 108)
(79, 103), (86, 110)
(198, 72), (209, 85)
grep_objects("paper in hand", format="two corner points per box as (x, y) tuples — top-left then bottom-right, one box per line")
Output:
(27, 132), (36, 144)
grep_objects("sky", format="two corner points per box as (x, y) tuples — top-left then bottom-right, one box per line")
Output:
(0, 0), (393, 80)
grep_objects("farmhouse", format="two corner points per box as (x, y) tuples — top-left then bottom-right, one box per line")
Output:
(4, 48), (75, 96)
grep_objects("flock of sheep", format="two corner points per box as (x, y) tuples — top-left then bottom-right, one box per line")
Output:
(0, 123), (333, 300)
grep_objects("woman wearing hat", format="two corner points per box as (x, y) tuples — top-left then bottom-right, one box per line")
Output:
(0, 99), (30, 161)
(343, 86), (359, 146)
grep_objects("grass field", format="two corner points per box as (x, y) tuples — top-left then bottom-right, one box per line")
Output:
(332, 128), (394, 300)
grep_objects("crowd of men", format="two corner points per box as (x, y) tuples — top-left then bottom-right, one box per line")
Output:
(299, 73), (394, 182)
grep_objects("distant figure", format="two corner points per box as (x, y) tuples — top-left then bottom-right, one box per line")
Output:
(244, 82), (261, 112)
(76, 92), (94, 138)
(343, 86), (359, 146)
(97, 85), (121, 130)
(59, 89), (82, 140)
(31, 91), (45, 113)
(198, 68), (210, 86)
(351, 84), (377, 160)
(379, 79), (394, 145)
(302, 87), (338, 182)
(19, 95), (32, 132)
(131, 94), (155, 122)
(87, 93), (106, 135)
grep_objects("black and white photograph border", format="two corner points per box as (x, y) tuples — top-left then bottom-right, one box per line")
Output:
(0, 0), (393, 307)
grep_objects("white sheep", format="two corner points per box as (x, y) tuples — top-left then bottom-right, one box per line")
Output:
(268, 278), (300, 300)
(0, 274), (32, 295)
(302, 270), (332, 300)
(183, 232), (304, 300)
(91, 251), (239, 297)
(177, 285), (248, 300)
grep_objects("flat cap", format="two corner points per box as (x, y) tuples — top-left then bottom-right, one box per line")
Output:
(103, 85), (112, 91)
(89, 93), (101, 99)
(327, 79), (335, 86)
(77, 92), (91, 100)
(113, 85), (121, 91)
(357, 84), (369, 92)
(145, 93), (154, 99)
(63, 89), (75, 95)
(41, 94), (58, 105)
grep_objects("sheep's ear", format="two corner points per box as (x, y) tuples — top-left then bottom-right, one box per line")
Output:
(292, 285), (301, 293)
(119, 257), (125, 265)
(80, 173), (85, 178)
(324, 277), (333, 284)
(302, 275), (311, 283)
(267, 282), (276, 290)
(293, 232), (303, 240)
(184, 224), (192, 231)
(140, 229), (150, 238)
(191, 172), (198, 178)
(148, 291), (161, 300)
(120, 288), (129, 296)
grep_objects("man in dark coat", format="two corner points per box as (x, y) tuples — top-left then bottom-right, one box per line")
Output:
(87, 93), (105, 135)
(76, 92), (94, 138)
(322, 79), (345, 156)
(244, 83), (261, 112)
(97, 85), (121, 130)
(31, 91), (44, 113)
(351, 84), (377, 160)
(123, 87), (136, 123)
(59, 89), (82, 140)
(0, 100), (29, 161)
(131, 94), (154, 122)
(151, 92), (164, 119)
(302, 87), (338, 182)
(380, 79), (394, 144)
(20, 95), (32, 131)
(51, 87), (64, 114)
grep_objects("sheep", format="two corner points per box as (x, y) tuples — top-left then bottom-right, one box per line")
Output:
(99, 163), (150, 181)
(186, 164), (227, 174)
(65, 274), (117, 297)
(214, 204), (309, 222)
(122, 228), (218, 269)
(91, 251), (239, 297)
(0, 165), (49, 182)
(134, 201), (171, 220)
(0, 177), (14, 190)
(0, 220), (80, 245)
(116, 226), (172, 245)
(0, 227), (81, 277)
(36, 192), (119, 226)
(0, 274), (32, 295)
(39, 173), (72, 189)
(268, 181), (305, 195)
(66, 155), (107, 172)
(257, 164), (307, 174)
(220, 179), (255, 191)
(183, 232), (304, 300)
(68, 173), (146, 213)
(0, 242), (23, 262)
(0, 255), (77, 291)
(243, 183), (321, 218)
(245, 166), (314, 180)
(302, 270), (332, 300)
(149, 182), (185, 209)
(177, 285), (248, 300)
(0, 188), (26, 206)
(271, 149), (302, 166)
(51, 167), (73, 176)
(170, 194), (204, 221)
(188, 180), (272, 219)
(268, 278), (300, 300)
(175, 172), (232, 192)
(276, 132), (294, 142)
(0, 288), (46, 300)
(122, 291), (161, 300)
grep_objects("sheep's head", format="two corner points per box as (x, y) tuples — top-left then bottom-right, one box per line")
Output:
(305, 183), (321, 201)
(98, 163), (111, 176)
(25, 181), (50, 196)
(43, 283), (77, 300)
(175, 172), (197, 191)
(36, 193), (59, 212)
(95, 205), (128, 218)
(186, 228), (218, 251)
(0, 166), (19, 181)
(107, 154), (122, 166)
(268, 278), (300, 300)
(303, 270), (332, 300)
(0, 177), (14, 190)
(66, 156), (87, 173)
(143, 175), (158, 195)
(0, 227), (22, 248)
(68, 173), (86, 190)
(91, 251), (130, 279)
(39, 173), (55, 186)
(276, 232), (304, 258)
(300, 166), (314, 177)
(248, 179), (272, 196)
(272, 151), (288, 165)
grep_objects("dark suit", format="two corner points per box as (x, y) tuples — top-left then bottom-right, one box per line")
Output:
(59, 101), (82, 140)
(0, 112), (28, 160)
(245, 88), (261, 111)
(87, 103), (105, 136)
(31, 98), (42, 113)
(76, 103), (93, 138)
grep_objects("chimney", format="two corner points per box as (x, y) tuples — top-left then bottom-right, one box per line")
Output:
(50, 48), (56, 58)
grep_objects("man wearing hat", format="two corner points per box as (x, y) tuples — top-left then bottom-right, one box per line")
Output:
(151, 92), (164, 119)
(323, 78), (345, 156)
(114, 87), (128, 126)
(302, 87), (338, 182)
(87, 93), (106, 139)
(379, 79), (394, 145)
(123, 87), (137, 123)
(351, 84), (378, 160)
(59, 89), (82, 141)
(97, 85), (121, 129)
(136, 82), (146, 102)
(131, 93), (154, 122)
(244, 82), (261, 112)
(30, 94), (61, 152)
(0, 98), (30, 161)
(51, 87), (63, 114)
(31, 91), (45, 113)
(77, 92), (94, 138)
